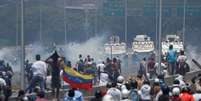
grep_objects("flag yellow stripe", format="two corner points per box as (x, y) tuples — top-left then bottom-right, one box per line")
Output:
(64, 66), (94, 80)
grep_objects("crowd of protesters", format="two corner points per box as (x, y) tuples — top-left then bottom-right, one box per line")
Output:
(21, 51), (123, 101)
(0, 60), (13, 101)
(139, 44), (190, 81)
(0, 44), (196, 101)
(63, 73), (201, 101)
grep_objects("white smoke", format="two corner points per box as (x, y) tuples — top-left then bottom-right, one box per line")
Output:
(0, 35), (108, 72)
(0, 43), (52, 71)
(0, 47), (20, 71)
(61, 35), (106, 65)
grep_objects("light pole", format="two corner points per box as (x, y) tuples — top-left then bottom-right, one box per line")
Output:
(84, 8), (89, 40)
(158, 0), (162, 74)
(20, 0), (25, 89)
(64, 0), (67, 44)
(155, 0), (158, 62)
(16, 1), (19, 48)
(39, 0), (42, 43)
(183, 0), (186, 48)
(125, 0), (128, 44)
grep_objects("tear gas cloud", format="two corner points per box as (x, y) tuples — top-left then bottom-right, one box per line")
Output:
(61, 35), (107, 65)
(0, 35), (108, 71)
(0, 35), (200, 72)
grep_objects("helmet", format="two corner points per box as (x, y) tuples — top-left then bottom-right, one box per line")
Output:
(117, 75), (124, 83)
(102, 94), (114, 101)
(154, 78), (160, 83)
(121, 85), (130, 98)
(172, 87), (180, 96)
(22, 96), (28, 101)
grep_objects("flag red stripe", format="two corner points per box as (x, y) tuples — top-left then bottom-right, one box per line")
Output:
(63, 76), (92, 91)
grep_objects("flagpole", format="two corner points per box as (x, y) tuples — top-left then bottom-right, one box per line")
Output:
(20, 0), (25, 89)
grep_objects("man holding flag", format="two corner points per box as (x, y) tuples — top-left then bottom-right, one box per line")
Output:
(46, 51), (62, 100)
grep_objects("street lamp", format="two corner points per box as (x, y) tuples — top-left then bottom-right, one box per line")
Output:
(183, 0), (186, 48)
(20, 0), (25, 89)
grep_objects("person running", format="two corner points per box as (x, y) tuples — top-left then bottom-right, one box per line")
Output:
(166, 45), (177, 75)
(26, 54), (47, 93)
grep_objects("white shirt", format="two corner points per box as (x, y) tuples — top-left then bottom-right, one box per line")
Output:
(99, 72), (109, 86)
(31, 60), (47, 79)
(193, 93), (201, 101)
(96, 63), (105, 72)
(0, 78), (6, 86)
(154, 62), (167, 75)
(177, 55), (187, 63)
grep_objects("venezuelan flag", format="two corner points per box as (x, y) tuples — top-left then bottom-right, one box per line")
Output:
(84, 66), (96, 74)
(63, 66), (94, 91)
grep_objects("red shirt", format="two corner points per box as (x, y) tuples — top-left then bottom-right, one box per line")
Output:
(179, 93), (195, 101)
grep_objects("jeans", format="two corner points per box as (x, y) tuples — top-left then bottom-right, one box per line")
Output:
(168, 62), (176, 75)
(25, 75), (45, 93)
(149, 70), (156, 79)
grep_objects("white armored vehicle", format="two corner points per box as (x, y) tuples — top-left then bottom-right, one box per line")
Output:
(132, 35), (154, 53)
(104, 35), (126, 55)
(162, 35), (184, 54)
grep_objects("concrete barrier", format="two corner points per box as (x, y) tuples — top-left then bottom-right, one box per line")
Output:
(165, 70), (201, 85)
